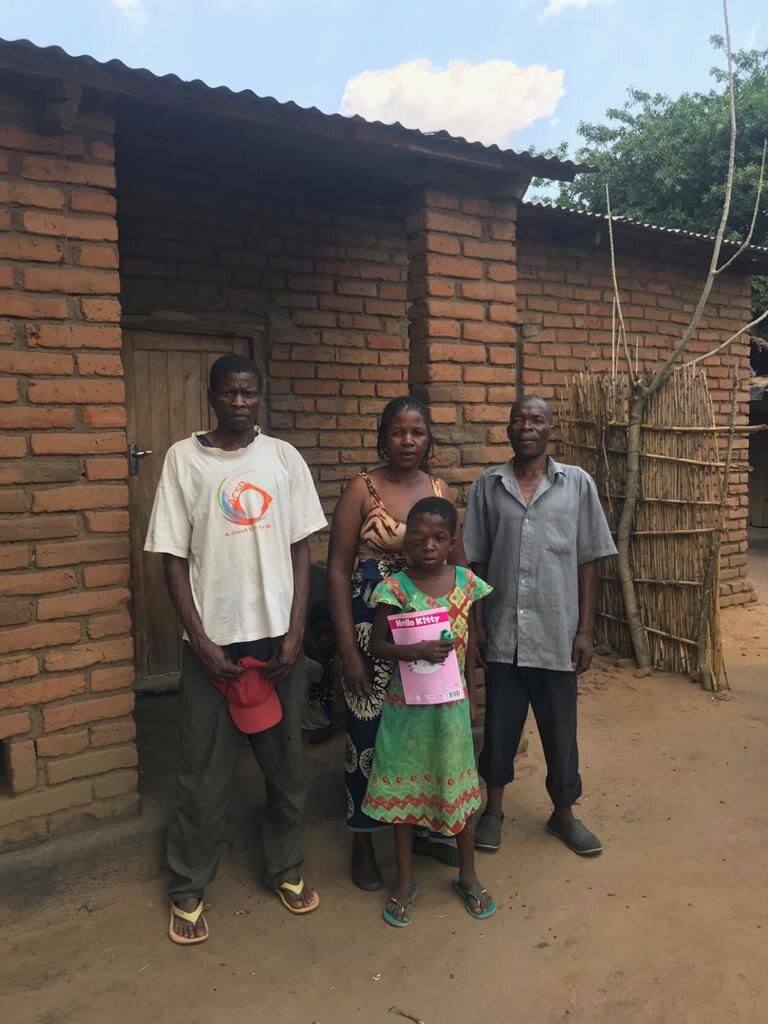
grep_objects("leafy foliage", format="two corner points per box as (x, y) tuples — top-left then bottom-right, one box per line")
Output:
(531, 39), (768, 340)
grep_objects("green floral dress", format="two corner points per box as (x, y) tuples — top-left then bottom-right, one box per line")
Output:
(362, 566), (492, 837)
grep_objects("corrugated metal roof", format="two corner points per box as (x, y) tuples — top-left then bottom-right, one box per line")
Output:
(0, 37), (590, 181)
(522, 199), (768, 256)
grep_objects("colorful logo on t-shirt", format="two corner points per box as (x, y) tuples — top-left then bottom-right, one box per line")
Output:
(217, 474), (273, 526)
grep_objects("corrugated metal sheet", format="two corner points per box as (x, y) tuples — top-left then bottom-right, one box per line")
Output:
(0, 37), (590, 180)
(522, 199), (768, 256)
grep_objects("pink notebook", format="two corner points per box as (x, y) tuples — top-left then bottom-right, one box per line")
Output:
(387, 608), (464, 705)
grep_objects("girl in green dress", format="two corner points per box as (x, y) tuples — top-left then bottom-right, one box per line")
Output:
(365, 497), (497, 927)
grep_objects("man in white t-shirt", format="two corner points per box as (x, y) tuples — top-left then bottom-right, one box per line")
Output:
(145, 353), (327, 945)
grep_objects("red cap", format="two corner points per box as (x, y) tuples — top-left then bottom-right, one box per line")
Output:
(210, 656), (282, 734)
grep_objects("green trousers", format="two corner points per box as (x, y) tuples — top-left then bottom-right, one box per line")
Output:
(167, 641), (308, 901)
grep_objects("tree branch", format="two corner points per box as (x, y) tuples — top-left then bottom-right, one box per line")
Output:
(605, 184), (636, 384)
(716, 138), (767, 274)
(643, 0), (738, 398)
(684, 306), (768, 367)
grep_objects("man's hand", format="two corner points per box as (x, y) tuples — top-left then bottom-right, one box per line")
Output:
(192, 637), (243, 681)
(571, 630), (593, 675)
(340, 647), (372, 697)
(262, 630), (303, 683)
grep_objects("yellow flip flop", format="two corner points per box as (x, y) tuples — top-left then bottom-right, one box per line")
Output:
(169, 900), (209, 945)
(275, 879), (320, 915)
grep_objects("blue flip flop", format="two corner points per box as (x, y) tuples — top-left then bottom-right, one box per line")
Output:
(451, 877), (497, 919)
(382, 883), (418, 928)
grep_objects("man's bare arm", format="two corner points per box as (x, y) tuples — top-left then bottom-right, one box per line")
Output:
(163, 554), (242, 680)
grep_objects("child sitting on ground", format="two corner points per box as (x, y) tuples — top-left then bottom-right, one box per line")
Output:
(364, 496), (495, 926)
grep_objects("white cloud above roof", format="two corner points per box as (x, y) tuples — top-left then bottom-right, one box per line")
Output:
(112, 0), (147, 23)
(541, 0), (610, 18)
(340, 58), (565, 148)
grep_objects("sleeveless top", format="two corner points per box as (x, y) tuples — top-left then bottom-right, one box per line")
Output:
(356, 471), (446, 560)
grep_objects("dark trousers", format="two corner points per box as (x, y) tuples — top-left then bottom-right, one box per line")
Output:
(478, 659), (582, 808)
(167, 640), (308, 902)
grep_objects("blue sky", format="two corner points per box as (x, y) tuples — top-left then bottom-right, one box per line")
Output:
(1, 0), (764, 157)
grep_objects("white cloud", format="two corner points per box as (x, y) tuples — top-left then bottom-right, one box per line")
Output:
(541, 0), (608, 19)
(112, 0), (147, 23)
(340, 58), (564, 148)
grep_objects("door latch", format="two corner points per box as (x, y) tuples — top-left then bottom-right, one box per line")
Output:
(128, 442), (152, 476)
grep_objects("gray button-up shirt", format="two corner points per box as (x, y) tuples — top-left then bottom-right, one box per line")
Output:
(463, 457), (617, 672)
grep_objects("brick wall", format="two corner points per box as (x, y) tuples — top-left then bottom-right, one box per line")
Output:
(406, 188), (518, 504)
(0, 81), (137, 847)
(516, 212), (754, 606)
(117, 129), (409, 546)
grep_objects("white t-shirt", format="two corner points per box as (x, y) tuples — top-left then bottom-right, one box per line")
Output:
(144, 432), (327, 645)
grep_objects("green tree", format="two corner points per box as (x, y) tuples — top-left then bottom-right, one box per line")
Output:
(534, 39), (768, 339)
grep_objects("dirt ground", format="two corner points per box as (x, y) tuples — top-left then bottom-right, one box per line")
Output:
(2, 601), (767, 1024)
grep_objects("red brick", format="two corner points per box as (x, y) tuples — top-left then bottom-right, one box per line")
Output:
(462, 322), (517, 343)
(0, 673), (86, 710)
(44, 636), (133, 671)
(26, 323), (122, 349)
(23, 266), (120, 295)
(422, 255), (483, 280)
(0, 435), (27, 458)
(5, 739), (37, 793)
(29, 379), (124, 405)
(90, 664), (135, 692)
(0, 569), (77, 596)
(0, 779), (92, 829)
(0, 711), (31, 739)
(42, 692), (135, 732)
(31, 431), (126, 455)
(0, 292), (68, 319)
(77, 244), (119, 269)
(83, 563), (130, 588)
(0, 350), (73, 375)
(0, 266), (14, 288)
(46, 743), (137, 785)
(86, 610), (132, 639)
(0, 490), (29, 513)
(0, 545), (30, 572)
(0, 601), (32, 627)
(0, 655), (38, 683)
(0, 180), (65, 208)
(81, 298), (121, 321)
(462, 240), (514, 261)
(85, 457), (127, 480)
(92, 769), (138, 799)
(0, 407), (75, 429)
(82, 405), (127, 428)
(0, 379), (18, 402)
(69, 188), (117, 215)
(0, 514), (78, 544)
(22, 156), (116, 188)
(84, 510), (129, 533)
(0, 234), (63, 262)
(0, 620), (80, 656)
(0, 124), (84, 156)
(31, 483), (128, 513)
(36, 536), (129, 568)
(36, 729), (89, 758)
(37, 586), (131, 621)
(89, 717), (136, 748)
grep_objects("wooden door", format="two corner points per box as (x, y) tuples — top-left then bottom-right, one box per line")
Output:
(123, 330), (252, 690)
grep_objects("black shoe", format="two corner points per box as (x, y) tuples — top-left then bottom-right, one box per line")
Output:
(412, 833), (459, 868)
(351, 860), (384, 891)
(474, 812), (503, 852)
(546, 814), (602, 856)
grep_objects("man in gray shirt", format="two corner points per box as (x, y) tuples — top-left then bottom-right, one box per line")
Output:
(463, 396), (616, 856)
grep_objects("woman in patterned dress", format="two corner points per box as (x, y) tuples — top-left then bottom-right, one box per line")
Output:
(327, 395), (462, 890)
(365, 497), (495, 926)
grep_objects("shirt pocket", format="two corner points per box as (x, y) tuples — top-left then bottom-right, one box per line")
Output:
(543, 509), (577, 555)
